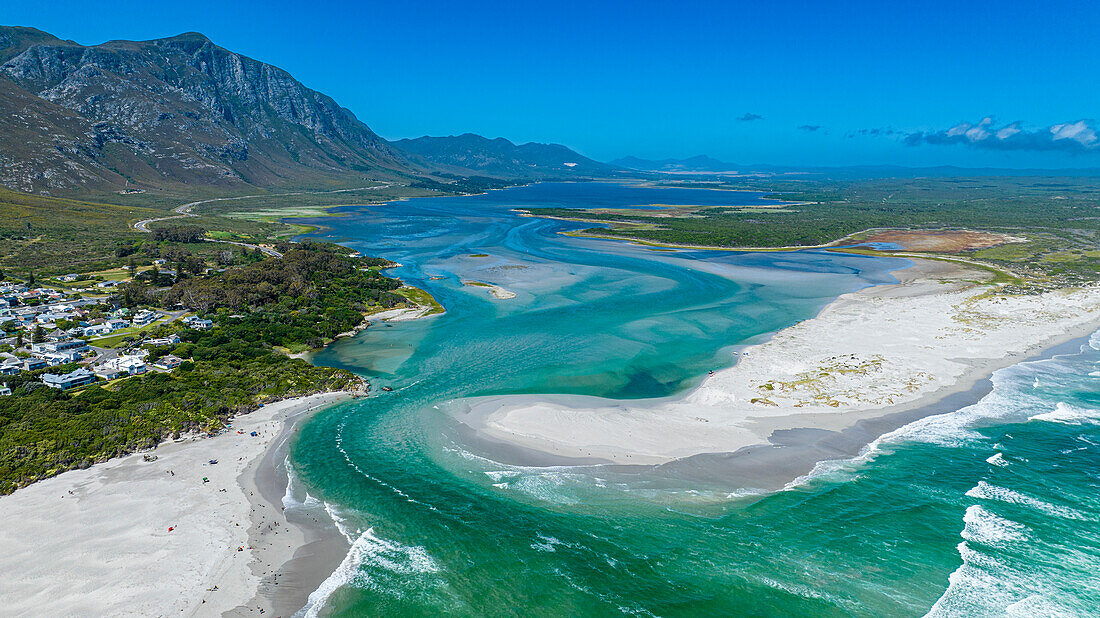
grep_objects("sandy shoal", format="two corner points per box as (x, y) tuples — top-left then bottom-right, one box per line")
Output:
(456, 260), (1100, 473)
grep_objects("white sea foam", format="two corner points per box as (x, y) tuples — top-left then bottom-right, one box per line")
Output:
(985, 452), (1008, 467)
(296, 525), (443, 618)
(483, 470), (521, 483)
(784, 342), (1097, 493)
(926, 542), (1007, 617)
(323, 502), (359, 544)
(334, 420), (440, 512)
(782, 455), (865, 492)
(961, 505), (1027, 546)
(926, 537), (1081, 617)
(965, 481), (1089, 521)
(1030, 402), (1099, 425)
(281, 456), (301, 510)
(531, 533), (562, 552)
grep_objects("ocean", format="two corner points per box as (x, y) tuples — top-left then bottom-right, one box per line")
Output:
(282, 183), (1099, 616)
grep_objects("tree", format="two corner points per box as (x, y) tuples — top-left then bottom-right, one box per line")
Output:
(25, 272), (35, 287)
(128, 258), (137, 279)
(32, 325), (45, 344)
(0, 267), (5, 281)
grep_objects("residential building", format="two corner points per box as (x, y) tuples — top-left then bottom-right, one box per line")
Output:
(182, 316), (214, 330)
(84, 323), (114, 337)
(153, 355), (185, 370)
(23, 358), (47, 371)
(117, 355), (147, 375)
(92, 365), (126, 380)
(31, 340), (89, 355)
(42, 350), (84, 364)
(133, 310), (159, 326)
(42, 368), (96, 390)
(147, 334), (181, 346)
(0, 383), (10, 396)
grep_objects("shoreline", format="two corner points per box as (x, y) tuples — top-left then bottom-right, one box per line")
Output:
(0, 294), (439, 617)
(228, 394), (353, 617)
(451, 258), (1100, 490)
(0, 391), (351, 617)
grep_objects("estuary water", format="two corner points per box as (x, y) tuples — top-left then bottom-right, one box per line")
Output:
(286, 183), (1100, 616)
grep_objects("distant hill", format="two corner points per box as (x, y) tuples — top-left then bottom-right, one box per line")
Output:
(610, 155), (740, 173)
(394, 133), (616, 179)
(0, 26), (414, 194)
(612, 154), (1100, 179)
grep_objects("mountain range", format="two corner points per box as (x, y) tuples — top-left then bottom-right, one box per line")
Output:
(610, 155), (740, 174)
(396, 133), (615, 179)
(0, 26), (609, 195)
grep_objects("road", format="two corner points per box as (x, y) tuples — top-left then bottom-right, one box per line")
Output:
(132, 184), (393, 258)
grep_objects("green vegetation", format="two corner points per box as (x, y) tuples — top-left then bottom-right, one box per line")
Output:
(395, 286), (446, 315)
(528, 176), (1100, 287)
(0, 187), (158, 273)
(150, 225), (207, 243)
(0, 182), (455, 275)
(0, 242), (422, 494)
(166, 242), (406, 348)
(0, 342), (357, 494)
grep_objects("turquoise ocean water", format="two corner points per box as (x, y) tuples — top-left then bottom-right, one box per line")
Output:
(282, 184), (1099, 616)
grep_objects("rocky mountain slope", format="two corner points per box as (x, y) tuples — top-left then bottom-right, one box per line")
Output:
(0, 26), (414, 194)
(395, 133), (616, 179)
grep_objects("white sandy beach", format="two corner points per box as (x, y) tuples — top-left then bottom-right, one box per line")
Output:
(463, 260), (1100, 465)
(462, 280), (517, 299)
(0, 391), (348, 618)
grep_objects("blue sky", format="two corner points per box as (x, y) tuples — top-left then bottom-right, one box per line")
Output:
(3, 0), (1098, 168)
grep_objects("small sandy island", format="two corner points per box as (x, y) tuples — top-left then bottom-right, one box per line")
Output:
(455, 259), (1100, 485)
(0, 392), (350, 617)
(462, 279), (517, 299)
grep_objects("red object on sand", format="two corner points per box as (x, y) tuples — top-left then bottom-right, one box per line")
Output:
(168, 526), (174, 532)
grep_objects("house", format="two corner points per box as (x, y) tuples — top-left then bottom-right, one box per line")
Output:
(0, 362), (20, 376)
(0, 383), (10, 396)
(58, 274), (81, 282)
(23, 358), (47, 371)
(31, 340), (89, 355)
(108, 318), (131, 330)
(153, 258), (168, 265)
(42, 368), (96, 390)
(182, 316), (214, 330)
(117, 355), (147, 375)
(92, 354), (146, 379)
(153, 355), (185, 370)
(133, 310), (159, 327)
(96, 280), (121, 288)
(147, 334), (181, 346)
(43, 350), (84, 364)
(92, 364), (127, 380)
(84, 323), (114, 337)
